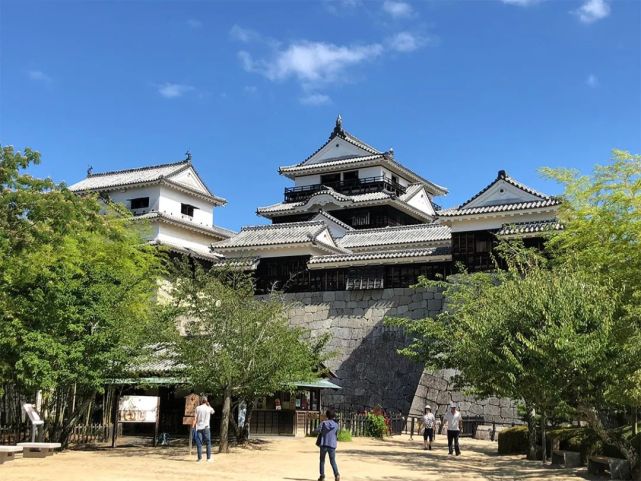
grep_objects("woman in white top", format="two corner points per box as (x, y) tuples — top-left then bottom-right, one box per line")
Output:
(421, 405), (436, 450)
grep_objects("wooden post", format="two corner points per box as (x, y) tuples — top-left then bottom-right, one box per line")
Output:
(153, 398), (160, 447)
(111, 390), (119, 448)
(188, 425), (193, 456)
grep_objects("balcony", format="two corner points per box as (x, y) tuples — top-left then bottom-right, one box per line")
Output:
(284, 175), (407, 203)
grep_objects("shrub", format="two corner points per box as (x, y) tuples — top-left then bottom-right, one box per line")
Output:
(498, 425), (529, 455)
(366, 413), (387, 439)
(337, 428), (352, 442)
(547, 427), (601, 463)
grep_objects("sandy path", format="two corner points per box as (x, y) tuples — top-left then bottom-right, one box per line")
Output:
(1, 434), (593, 481)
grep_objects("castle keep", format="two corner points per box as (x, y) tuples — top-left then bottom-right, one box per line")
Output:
(70, 117), (561, 422)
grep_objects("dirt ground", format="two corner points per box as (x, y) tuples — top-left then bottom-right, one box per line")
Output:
(2, 434), (597, 481)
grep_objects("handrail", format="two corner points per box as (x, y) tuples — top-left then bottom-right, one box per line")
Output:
(284, 176), (406, 202)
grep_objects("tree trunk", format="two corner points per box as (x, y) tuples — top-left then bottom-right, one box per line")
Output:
(526, 407), (538, 461)
(540, 411), (547, 465)
(219, 386), (232, 454)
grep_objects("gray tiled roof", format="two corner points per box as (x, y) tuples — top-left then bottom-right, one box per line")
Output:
(497, 219), (564, 236)
(212, 221), (343, 251)
(257, 190), (393, 214)
(70, 161), (189, 191)
(312, 210), (354, 231)
(308, 246), (451, 266)
(135, 211), (235, 239)
(68, 160), (227, 205)
(210, 256), (260, 270)
(438, 198), (561, 217)
(338, 224), (451, 249)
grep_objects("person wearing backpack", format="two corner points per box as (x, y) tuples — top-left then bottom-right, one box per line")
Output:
(316, 408), (340, 481)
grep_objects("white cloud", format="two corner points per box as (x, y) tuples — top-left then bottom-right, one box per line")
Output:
(300, 93), (332, 106)
(500, 0), (541, 5)
(382, 0), (413, 18)
(324, 0), (362, 14)
(586, 74), (599, 88)
(230, 25), (256, 43)
(157, 83), (195, 98)
(244, 85), (258, 94)
(241, 41), (384, 84)
(186, 19), (202, 29)
(28, 70), (52, 83)
(388, 32), (425, 52)
(574, 0), (610, 24)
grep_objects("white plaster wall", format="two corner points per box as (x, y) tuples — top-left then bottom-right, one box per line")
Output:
(157, 223), (217, 253)
(359, 166), (384, 179)
(158, 186), (214, 227)
(307, 137), (369, 164)
(108, 186), (161, 214)
(294, 174), (322, 187)
(381, 167), (410, 186)
(170, 168), (209, 195)
(466, 180), (541, 208)
(447, 210), (558, 232)
(406, 188), (435, 216)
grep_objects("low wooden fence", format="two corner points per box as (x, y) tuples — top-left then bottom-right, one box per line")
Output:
(0, 423), (112, 446)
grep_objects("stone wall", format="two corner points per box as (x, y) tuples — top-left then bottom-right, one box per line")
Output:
(277, 287), (521, 425)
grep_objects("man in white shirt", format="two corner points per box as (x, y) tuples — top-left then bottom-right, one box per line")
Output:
(443, 402), (462, 456)
(192, 396), (215, 462)
(420, 405), (436, 450)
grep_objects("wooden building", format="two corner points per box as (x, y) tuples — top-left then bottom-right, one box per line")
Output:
(212, 116), (561, 291)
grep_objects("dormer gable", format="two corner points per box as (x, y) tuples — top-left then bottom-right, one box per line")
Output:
(461, 170), (550, 209)
(167, 165), (212, 197)
(298, 115), (382, 167)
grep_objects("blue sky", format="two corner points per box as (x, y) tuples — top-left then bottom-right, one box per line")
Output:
(1, 0), (640, 231)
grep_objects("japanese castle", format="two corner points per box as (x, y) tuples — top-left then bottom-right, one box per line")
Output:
(70, 116), (562, 292)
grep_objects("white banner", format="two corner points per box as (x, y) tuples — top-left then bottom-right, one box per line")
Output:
(118, 395), (159, 423)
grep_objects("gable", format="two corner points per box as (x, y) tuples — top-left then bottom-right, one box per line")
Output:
(168, 166), (211, 196)
(302, 137), (373, 166)
(404, 186), (436, 217)
(313, 226), (339, 249)
(464, 179), (543, 209)
(311, 212), (352, 238)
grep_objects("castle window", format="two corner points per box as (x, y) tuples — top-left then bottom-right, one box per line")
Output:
(320, 173), (340, 186)
(130, 197), (149, 209)
(351, 212), (370, 227)
(181, 203), (196, 217)
(343, 170), (359, 182)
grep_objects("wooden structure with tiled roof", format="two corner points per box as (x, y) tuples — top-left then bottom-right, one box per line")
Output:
(258, 115), (445, 228)
(69, 156), (232, 260)
(212, 120), (562, 290)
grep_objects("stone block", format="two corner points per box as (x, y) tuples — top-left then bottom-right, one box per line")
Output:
(322, 291), (335, 302)
(485, 404), (500, 416)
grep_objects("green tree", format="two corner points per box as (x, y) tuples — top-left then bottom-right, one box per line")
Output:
(0, 145), (164, 445)
(388, 248), (618, 464)
(542, 150), (641, 473)
(164, 265), (327, 453)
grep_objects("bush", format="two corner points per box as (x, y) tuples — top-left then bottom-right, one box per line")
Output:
(498, 426), (529, 455)
(337, 428), (352, 442)
(547, 427), (601, 463)
(366, 413), (387, 439)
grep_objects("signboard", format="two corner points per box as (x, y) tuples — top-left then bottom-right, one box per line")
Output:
(183, 394), (199, 426)
(118, 395), (159, 423)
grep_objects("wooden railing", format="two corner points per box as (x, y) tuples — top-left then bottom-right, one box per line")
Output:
(284, 176), (406, 203)
(0, 423), (112, 445)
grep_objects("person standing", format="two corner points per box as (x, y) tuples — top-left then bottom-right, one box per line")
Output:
(193, 396), (215, 462)
(317, 409), (340, 481)
(443, 402), (462, 456)
(421, 405), (436, 450)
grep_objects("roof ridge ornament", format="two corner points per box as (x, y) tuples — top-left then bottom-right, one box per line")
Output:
(331, 114), (344, 138)
(497, 169), (507, 179)
(185, 150), (192, 162)
(87, 165), (93, 177)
